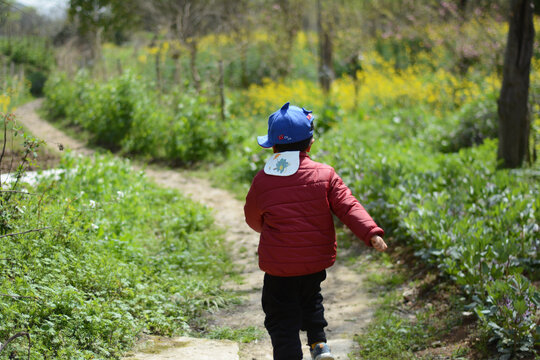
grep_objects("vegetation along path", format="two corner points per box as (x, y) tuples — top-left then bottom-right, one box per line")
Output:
(16, 99), (378, 360)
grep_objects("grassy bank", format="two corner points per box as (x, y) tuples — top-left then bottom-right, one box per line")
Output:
(0, 153), (233, 358)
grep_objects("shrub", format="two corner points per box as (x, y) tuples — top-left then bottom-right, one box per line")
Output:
(44, 72), (234, 164)
(0, 37), (54, 99)
(121, 97), (170, 158)
(439, 95), (498, 153)
(78, 72), (140, 150)
(27, 69), (48, 97)
(42, 72), (79, 121)
(165, 92), (231, 164)
(0, 153), (233, 358)
(317, 114), (539, 356)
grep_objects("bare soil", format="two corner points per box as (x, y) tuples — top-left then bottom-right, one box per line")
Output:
(1, 104), (60, 173)
(15, 100), (379, 360)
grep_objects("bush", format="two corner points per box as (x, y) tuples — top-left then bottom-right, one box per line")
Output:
(42, 72), (79, 121)
(78, 72), (140, 150)
(121, 97), (170, 158)
(0, 37), (54, 99)
(317, 114), (539, 356)
(439, 95), (498, 153)
(43, 72), (234, 164)
(0, 153), (233, 358)
(166, 92), (231, 164)
(27, 69), (47, 97)
(0, 37), (53, 71)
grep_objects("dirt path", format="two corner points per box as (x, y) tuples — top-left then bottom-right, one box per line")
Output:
(15, 100), (377, 360)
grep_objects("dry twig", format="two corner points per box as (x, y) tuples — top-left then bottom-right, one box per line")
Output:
(0, 226), (51, 239)
(0, 293), (38, 300)
(0, 190), (38, 196)
(0, 331), (31, 359)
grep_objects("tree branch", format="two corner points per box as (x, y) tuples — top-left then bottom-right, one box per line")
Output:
(0, 190), (39, 196)
(0, 114), (8, 185)
(0, 227), (52, 239)
(0, 331), (31, 359)
(0, 293), (38, 300)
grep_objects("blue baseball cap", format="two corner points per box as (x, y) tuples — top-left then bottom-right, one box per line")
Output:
(257, 102), (314, 148)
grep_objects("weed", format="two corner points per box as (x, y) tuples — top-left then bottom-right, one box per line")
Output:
(206, 326), (264, 344)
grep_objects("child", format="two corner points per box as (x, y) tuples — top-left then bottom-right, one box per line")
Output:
(244, 102), (387, 360)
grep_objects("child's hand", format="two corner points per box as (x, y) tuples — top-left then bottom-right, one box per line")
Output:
(370, 235), (388, 252)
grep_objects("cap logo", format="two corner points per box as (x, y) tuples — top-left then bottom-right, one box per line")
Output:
(278, 134), (292, 141)
(306, 114), (312, 120)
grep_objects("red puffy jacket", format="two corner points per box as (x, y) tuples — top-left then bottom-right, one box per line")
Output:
(244, 152), (384, 277)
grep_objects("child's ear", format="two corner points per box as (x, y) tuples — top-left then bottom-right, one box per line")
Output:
(306, 138), (315, 152)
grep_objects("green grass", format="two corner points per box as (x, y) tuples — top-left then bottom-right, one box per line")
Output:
(354, 257), (482, 360)
(206, 326), (265, 343)
(0, 153), (235, 358)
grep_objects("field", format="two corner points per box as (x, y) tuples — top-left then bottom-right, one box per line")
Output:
(1, 2), (539, 359)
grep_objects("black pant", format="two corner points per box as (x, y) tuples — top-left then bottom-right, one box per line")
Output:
(262, 270), (328, 360)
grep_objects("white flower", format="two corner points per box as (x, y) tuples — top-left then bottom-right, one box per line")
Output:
(91, 223), (99, 230)
(117, 191), (125, 199)
(89, 200), (96, 208)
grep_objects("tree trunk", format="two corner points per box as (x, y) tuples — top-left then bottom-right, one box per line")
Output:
(240, 39), (249, 87)
(155, 51), (162, 93)
(91, 27), (103, 62)
(497, 0), (535, 168)
(458, 0), (468, 13)
(173, 57), (182, 87)
(218, 59), (225, 122)
(188, 40), (201, 93)
(317, 0), (334, 94)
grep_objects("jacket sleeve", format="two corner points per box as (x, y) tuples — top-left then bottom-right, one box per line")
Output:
(328, 169), (384, 246)
(244, 180), (263, 233)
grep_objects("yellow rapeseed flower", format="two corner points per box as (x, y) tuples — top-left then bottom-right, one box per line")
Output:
(147, 46), (159, 55)
(159, 41), (170, 61)
(102, 42), (116, 50)
(244, 45), (510, 119)
(161, 41), (170, 53)
(296, 31), (308, 48)
(0, 93), (11, 113)
(137, 54), (147, 64)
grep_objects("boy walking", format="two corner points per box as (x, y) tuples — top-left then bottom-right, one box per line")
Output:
(244, 102), (387, 360)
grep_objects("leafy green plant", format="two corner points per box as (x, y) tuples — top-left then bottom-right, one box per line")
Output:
(0, 114), (43, 233)
(475, 275), (539, 359)
(317, 115), (539, 356)
(43, 72), (234, 164)
(0, 36), (54, 97)
(78, 71), (140, 150)
(42, 72), (79, 121)
(314, 100), (342, 137)
(206, 326), (264, 343)
(439, 95), (499, 153)
(166, 91), (231, 164)
(0, 152), (234, 358)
